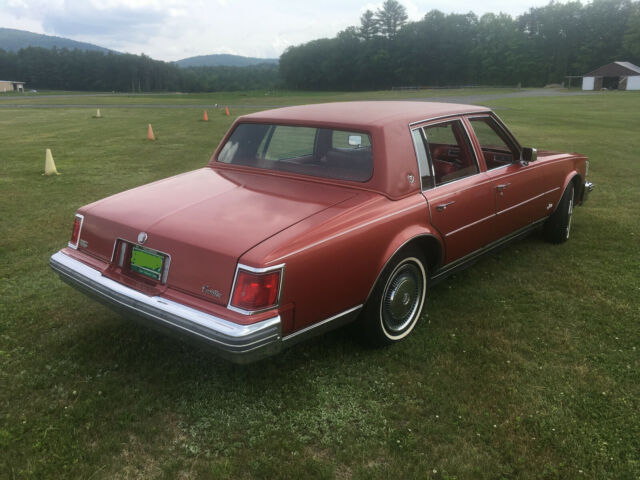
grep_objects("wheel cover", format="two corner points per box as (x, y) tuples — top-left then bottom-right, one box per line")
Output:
(566, 196), (574, 239)
(381, 262), (424, 334)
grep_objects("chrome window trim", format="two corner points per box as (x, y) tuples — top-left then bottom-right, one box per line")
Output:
(68, 213), (84, 249)
(408, 110), (491, 128)
(427, 175), (495, 201)
(410, 127), (433, 190)
(227, 262), (286, 315)
(110, 237), (173, 285)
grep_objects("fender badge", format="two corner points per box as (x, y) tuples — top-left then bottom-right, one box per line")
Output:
(137, 232), (148, 244)
(202, 285), (223, 298)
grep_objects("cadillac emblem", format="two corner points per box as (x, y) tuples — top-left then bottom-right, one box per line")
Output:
(137, 232), (148, 245)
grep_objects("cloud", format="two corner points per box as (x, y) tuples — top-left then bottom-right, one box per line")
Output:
(41, 1), (168, 38)
(1, 0), (571, 61)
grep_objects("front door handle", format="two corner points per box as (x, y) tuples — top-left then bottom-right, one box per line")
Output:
(436, 201), (455, 212)
(496, 183), (511, 191)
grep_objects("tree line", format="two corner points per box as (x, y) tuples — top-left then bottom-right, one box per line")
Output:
(1, 0), (639, 92)
(0, 46), (279, 92)
(280, 0), (640, 90)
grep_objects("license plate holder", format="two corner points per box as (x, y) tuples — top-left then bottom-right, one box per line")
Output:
(130, 245), (164, 281)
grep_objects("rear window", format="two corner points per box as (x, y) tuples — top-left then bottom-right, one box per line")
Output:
(217, 123), (373, 182)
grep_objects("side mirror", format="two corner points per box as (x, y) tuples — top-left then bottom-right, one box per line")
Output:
(521, 147), (537, 164)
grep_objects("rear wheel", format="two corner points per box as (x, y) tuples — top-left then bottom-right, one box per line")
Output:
(544, 183), (574, 244)
(360, 249), (427, 346)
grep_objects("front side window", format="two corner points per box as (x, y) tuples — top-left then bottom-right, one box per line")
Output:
(217, 123), (373, 182)
(468, 117), (519, 169)
(421, 120), (478, 186)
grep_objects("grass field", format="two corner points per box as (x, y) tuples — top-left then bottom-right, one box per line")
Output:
(0, 87), (521, 106)
(0, 90), (638, 479)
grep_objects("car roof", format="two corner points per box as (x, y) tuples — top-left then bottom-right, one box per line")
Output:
(240, 101), (490, 130)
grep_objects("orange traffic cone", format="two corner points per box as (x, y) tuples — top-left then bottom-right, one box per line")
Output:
(203, 110), (208, 121)
(147, 124), (156, 141)
(225, 106), (230, 116)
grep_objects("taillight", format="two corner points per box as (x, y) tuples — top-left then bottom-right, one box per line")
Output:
(230, 268), (282, 312)
(68, 214), (84, 249)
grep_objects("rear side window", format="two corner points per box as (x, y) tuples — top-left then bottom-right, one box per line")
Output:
(217, 123), (373, 182)
(420, 120), (479, 186)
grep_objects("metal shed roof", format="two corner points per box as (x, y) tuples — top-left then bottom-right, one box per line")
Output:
(584, 61), (640, 77)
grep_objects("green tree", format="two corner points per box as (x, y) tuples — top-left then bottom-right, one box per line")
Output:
(376, 0), (408, 39)
(359, 10), (379, 40)
(623, 4), (640, 61)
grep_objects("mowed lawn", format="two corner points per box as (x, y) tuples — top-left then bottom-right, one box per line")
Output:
(0, 91), (638, 479)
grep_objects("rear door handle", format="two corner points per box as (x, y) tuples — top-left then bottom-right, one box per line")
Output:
(436, 201), (455, 211)
(496, 183), (511, 191)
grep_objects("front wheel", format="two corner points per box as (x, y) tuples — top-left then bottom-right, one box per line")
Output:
(359, 249), (427, 346)
(544, 182), (574, 244)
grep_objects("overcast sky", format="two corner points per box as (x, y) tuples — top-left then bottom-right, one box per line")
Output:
(2, 0), (563, 62)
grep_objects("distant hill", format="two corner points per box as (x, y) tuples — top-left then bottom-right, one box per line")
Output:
(0, 28), (114, 53)
(175, 54), (278, 68)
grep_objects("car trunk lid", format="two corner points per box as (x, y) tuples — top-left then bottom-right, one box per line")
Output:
(77, 167), (357, 305)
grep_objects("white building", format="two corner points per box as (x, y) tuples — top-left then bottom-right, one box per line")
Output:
(582, 61), (640, 91)
(0, 80), (25, 92)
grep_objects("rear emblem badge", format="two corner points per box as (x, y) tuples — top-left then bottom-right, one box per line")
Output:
(137, 232), (148, 244)
(202, 285), (222, 298)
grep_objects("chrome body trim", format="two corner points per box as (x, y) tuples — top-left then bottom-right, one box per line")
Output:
(68, 214), (84, 249)
(445, 213), (495, 237)
(282, 305), (363, 346)
(496, 187), (560, 216)
(431, 218), (547, 284)
(227, 262), (286, 315)
(50, 251), (283, 364)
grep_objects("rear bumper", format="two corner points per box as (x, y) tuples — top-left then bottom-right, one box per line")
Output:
(49, 251), (282, 363)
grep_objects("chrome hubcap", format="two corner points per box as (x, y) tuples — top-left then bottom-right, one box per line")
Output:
(382, 263), (423, 333)
(566, 196), (573, 239)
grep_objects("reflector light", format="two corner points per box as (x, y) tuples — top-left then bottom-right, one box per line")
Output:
(231, 269), (281, 312)
(68, 214), (84, 249)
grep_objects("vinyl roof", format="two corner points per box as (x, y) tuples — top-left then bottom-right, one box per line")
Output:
(584, 61), (640, 77)
(241, 101), (490, 130)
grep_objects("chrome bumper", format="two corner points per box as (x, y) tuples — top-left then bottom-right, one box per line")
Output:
(582, 181), (594, 204)
(49, 251), (282, 363)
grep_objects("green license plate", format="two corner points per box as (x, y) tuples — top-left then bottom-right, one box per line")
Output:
(130, 245), (164, 281)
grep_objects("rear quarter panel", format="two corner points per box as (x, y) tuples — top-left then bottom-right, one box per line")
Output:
(240, 192), (442, 334)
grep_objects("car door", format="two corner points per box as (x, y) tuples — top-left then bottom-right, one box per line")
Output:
(413, 119), (496, 264)
(465, 115), (553, 240)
